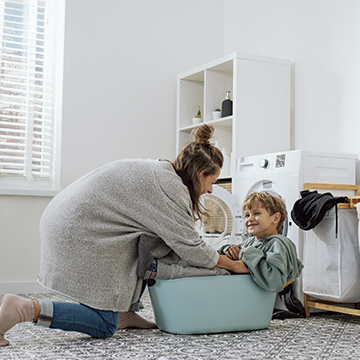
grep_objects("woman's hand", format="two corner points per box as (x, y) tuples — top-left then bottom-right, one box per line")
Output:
(226, 245), (241, 260)
(231, 260), (249, 274)
(215, 255), (249, 274)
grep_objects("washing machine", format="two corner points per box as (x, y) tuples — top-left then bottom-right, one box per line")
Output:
(196, 184), (243, 250)
(200, 150), (357, 307)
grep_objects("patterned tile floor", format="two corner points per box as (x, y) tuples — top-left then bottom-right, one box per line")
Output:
(1, 290), (360, 360)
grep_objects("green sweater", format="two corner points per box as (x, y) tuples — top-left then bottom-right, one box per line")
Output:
(218, 235), (303, 292)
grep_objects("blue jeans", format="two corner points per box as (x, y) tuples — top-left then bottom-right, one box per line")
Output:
(36, 281), (147, 338)
(37, 300), (119, 338)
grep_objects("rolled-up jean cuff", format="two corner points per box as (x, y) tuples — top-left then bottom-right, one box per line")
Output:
(36, 300), (54, 328)
(129, 301), (140, 312)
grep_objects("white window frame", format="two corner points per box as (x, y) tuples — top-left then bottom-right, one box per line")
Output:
(0, 0), (65, 196)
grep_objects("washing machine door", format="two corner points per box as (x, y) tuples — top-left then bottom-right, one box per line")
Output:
(197, 185), (243, 250)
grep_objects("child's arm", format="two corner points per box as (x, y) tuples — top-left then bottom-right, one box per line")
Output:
(239, 237), (302, 292)
(241, 246), (287, 292)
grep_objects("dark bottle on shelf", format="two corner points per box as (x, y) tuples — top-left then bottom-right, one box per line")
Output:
(221, 90), (233, 118)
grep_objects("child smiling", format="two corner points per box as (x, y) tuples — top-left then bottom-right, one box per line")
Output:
(219, 192), (303, 292)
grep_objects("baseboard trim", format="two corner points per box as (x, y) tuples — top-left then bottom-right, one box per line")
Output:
(0, 281), (51, 295)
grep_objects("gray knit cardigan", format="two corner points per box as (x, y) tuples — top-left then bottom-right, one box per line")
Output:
(38, 159), (219, 311)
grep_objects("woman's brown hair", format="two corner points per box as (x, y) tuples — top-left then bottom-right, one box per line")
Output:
(172, 124), (223, 222)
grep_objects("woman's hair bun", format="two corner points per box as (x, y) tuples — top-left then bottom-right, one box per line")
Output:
(191, 124), (214, 145)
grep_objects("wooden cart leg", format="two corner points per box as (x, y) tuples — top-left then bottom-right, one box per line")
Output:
(304, 293), (311, 317)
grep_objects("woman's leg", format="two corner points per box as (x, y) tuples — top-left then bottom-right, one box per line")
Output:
(38, 300), (118, 338)
(0, 294), (118, 346)
(138, 236), (231, 280)
(156, 261), (231, 279)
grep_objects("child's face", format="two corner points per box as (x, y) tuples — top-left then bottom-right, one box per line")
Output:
(244, 200), (280, 239)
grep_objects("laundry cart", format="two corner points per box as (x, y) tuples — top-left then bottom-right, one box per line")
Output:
(298, 183), (360, 317)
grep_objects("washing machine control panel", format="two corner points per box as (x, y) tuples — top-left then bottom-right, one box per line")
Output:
(259, 158), (269, 169)
(275, 154), (286, 168)
(258, 154), (287, 170)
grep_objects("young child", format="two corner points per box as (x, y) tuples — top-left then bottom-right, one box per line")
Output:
(219, 191), (303, 292)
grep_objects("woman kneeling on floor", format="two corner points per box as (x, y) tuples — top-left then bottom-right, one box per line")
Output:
(0, 124), (247, 346)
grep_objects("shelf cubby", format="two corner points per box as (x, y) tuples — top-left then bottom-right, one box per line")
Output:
(176, 52), (291, 189)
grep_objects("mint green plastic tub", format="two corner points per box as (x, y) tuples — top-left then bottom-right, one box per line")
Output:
(148, 274), (277, 335)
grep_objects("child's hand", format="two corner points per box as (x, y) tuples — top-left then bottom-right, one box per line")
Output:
(226, 245), (240, 260)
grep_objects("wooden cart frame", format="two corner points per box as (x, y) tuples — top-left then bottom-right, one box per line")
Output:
(303, 183), (360, 317)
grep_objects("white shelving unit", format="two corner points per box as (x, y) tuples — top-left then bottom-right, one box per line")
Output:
(176, 52), (291, 183)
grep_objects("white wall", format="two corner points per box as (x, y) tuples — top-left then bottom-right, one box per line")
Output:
(224, 0), (360, 181)
(2, 0), (360, 293)
(0, 0), (225, 292)
(61, 0), (225, 187)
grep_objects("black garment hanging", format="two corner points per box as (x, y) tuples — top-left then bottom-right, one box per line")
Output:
(291, 190), (348, 234)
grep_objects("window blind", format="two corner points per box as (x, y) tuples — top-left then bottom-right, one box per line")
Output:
(0, 0), (64, 193)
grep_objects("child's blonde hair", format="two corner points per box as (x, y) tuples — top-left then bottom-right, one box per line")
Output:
(242, 192), (287, 233)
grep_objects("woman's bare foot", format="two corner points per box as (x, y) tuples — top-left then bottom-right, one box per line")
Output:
(117, 311), (157, 329)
